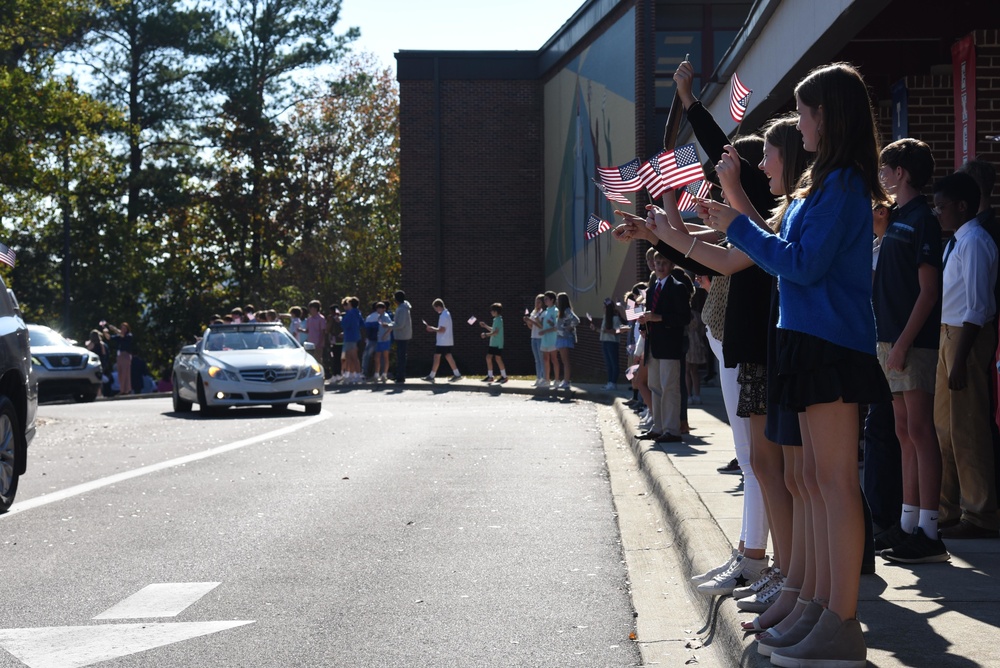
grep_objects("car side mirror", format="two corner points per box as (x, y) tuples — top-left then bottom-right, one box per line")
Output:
(180, 344), (197, 355)
(303, 341), (315, 351)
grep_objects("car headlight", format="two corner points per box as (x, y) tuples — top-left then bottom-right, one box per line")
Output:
(208, 366), (240, 381)
(87, 354), (101, 367)
(298, 362), (323, 379)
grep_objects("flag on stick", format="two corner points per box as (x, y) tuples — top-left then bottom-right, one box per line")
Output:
(730, 71), (752, 123)
(677, 179), (713, 212)
(467, 316), (477, 325)
(0, 242), (15, 268)
(625, 304), (645, 321)
(592, 178), (632, 205)
(585, 214), (612, 240)
(597, 158), (644, 193)
(640, 143), (704, 199)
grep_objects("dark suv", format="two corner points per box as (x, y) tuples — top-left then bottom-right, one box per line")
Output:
(0, 280), (37, 512)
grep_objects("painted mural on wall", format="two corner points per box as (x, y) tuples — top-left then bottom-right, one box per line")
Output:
(543, 7), (637, 317)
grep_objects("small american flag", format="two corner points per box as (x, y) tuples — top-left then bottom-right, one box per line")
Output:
(625, 364), (639, 380)
(598, 158), (644, 193)
(467, 315), (477, 325)
(677, 179), (713, 212)
(593, 178), (632, 205)
(0, 242), (15, 268)
(625, 304), (645, 321)
(641, 144), (703, 198)
(585, 214), (612, 240)
(730, 71), (752, 123)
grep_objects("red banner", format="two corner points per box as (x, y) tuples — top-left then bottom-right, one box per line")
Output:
(952, 34), (976, 169)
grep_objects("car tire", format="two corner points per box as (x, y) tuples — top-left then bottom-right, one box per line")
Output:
(196, 375), (221, 415)
(172, 376), (193, 413)
(303, 402), (322, 415)
(0, 395), (24, 513)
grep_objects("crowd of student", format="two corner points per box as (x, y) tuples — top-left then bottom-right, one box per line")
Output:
(610, 59), (1000, 668)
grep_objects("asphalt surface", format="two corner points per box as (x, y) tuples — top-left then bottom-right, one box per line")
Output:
(1, 390), (642, 667)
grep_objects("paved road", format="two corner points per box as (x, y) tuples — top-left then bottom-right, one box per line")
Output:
(0, 392), (643, 667)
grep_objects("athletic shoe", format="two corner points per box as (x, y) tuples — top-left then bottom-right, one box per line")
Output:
(689, 395), (702, 405)
(559, 380), (570, 389)
(874, 523), (911, 553)
(534, 378), (545, 386)
(717, 458), (742, 475)
(495, 376), (508, 384)
(696, 556), (768, 596)
(691, 550), (740, 584)
(448, 375), (463, 383)
(481, 376), (493, 382)
(421, 375), (435, 382)
(736, 572), (785, 612)
(881, 527), (950, 564)
(733, 566), (780, 600)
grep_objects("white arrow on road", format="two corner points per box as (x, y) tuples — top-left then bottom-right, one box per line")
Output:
(0, 621), (254, 668)
(0, 583), (254, 668)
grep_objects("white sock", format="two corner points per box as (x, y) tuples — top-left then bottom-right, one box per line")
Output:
(454, 370), (461, 376)
(428, 372), (435, 378)
(487, 372), (494, 378)
(500, 371), (507, 378)
(901, 504), (919, 533)
(918, 509), (939, 538)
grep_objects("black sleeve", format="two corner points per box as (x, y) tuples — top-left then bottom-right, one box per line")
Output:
(660, 282), (692, 328)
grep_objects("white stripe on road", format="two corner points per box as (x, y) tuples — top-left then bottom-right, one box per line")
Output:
(7, 410), (331, 516)
(94, 583), (221, 619)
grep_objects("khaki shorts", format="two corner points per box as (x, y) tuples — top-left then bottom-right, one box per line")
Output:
(876, 341), (937, 394)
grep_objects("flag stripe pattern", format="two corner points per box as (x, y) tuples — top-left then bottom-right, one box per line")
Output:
(592, 178), (632, 205)
(0, 242), (15, 268)
(730, 71), (752, 123)
(642, 143), (704, 199)
(597, 158), (644, 193)
(585, 214), (612, 240)
(677, 179), (712, 212)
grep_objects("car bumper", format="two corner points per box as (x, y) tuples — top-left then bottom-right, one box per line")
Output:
(34, 368), (102, 398)
(200, 376), (325, 407)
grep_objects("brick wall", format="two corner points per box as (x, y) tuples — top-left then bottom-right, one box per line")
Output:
(875, 29), (1000, 190)
(399, 78), (544, 378)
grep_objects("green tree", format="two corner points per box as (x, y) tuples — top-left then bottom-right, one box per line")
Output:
(277, 53), (400, 306)
(201, 0), (358, 304)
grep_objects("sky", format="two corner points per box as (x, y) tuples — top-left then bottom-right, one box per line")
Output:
(338, 0), (588, 73)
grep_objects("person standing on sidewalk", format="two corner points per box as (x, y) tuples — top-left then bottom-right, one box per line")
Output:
(701, 63), (892, 667)
(422, 298), (462, 382)
(871, 139), (949, 563)
(392, 291), (412, 383)
(478, 303), (507, 383)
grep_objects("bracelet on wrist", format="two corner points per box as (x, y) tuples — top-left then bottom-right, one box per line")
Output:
(684, 237), (698, 258)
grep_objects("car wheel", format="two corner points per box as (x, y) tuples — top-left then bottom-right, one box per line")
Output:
(196, 375), (221, 415)
(303, 402), (322, 415)
(0, 395), (24, 513)
(172, 376), (193, 413)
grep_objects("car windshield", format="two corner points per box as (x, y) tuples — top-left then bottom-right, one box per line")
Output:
(29, 328), (69, 347)
(203, 328), (299, 352)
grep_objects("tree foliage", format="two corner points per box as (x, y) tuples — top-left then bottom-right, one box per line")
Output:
(0, 0), (400, 379)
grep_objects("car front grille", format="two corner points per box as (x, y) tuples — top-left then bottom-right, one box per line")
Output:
(240, 368), (298, 383)
(247, 391), (293, 400)
(40, 354), (86, 369)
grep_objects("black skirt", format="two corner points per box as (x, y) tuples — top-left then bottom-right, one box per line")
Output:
(774, 329), (892, 413)
(765, 281), (803, 446)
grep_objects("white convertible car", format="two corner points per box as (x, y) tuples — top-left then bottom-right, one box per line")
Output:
(172, 323), (324, 415)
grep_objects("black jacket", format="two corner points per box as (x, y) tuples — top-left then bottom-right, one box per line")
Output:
(655, 100), (773, 367)
(646, 276), (692, 360)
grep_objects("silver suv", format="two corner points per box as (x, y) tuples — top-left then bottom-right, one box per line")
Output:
(28, 324), (103, 403)
(0, 282), (37, 512)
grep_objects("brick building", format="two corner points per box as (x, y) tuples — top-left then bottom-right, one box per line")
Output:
(397, 0), (1000, 381)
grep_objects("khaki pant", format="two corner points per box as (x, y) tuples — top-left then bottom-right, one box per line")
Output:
(935, 323), (999, 530)
(647, 357), (681, 436)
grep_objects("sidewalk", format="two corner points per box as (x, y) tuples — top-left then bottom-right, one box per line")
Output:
(364, 376), (1000, 667)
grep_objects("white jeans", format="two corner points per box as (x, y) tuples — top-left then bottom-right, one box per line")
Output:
(708, 335), (768, 550)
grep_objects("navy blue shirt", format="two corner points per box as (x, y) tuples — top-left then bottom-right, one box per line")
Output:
(872, 196), (942, 349)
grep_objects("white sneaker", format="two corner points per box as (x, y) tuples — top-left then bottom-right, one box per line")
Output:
(639, 416), (654, 430)
(733, 566), (780, 600)
(737, 572), (786, 612)
(559, 380), (570, 389)
(690, 550), (740, 584)
(639, 409), (650, 421)
(697, 556), (768, 596)
(534, 378), (545, 386)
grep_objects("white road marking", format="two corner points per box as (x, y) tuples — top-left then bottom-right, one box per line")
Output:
(94, 582), (221, 619)
(0, 621), (255, 668)
(7, 410), (331, 516)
